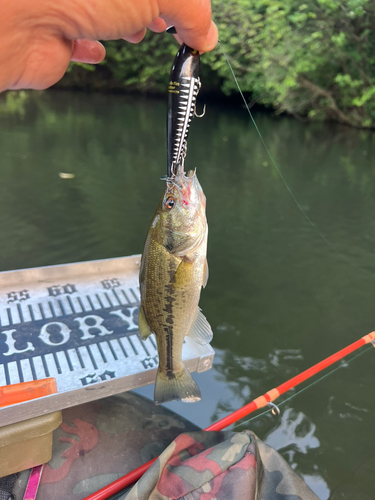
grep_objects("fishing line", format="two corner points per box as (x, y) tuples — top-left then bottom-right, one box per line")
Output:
(233, 343), (374, 429)
(218, 41), (375, 279)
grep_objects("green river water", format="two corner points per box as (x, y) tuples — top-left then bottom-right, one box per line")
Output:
(1, 90), (375, 499)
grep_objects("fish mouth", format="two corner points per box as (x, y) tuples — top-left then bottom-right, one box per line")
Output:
(160, 166), (196, 182)
(166, 166), (197, 197)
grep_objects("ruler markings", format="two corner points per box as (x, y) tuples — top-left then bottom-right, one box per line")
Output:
(87, 343), (102, 368)
(112, 288), (125, 305)
(129, 335), (150, 357)
(149, 335), (157, 350)
(29, 304), (41, 322)
(138, 336), (150, 356)
(28, 304), (35, 322)
(53, 352), (62, 374)
(38, 303), (46, 320)
(117, 339), (128, 358)
(142, 337), (157, 357)
(130, 288), (140, 303)
(83, 294), (94, 311)
(95, 293), (105, 309)
(29, 357), (37, 381)
(119, 337), (130, 358)
(67, 296), (76, 314)
(43, 302), (53, 319)
(44, 353), (59, 378)
(20, 359), (34, 382)
(3, 363), (10, 385)
(70, 296), (83, 314)
(97, 292), (110, 309)
(77, 296), (87, 312)
(20, 303), (32, 323)
(6, 308), (13, 325)
(58, 299), (67, 315)
(78, 346), (96, 371)
(99, 341), (117, 363)
(17, 303), (24, 323)
(48, 301), (57, 318)
(86, 294), (95, 310)
(16, 360), (24, 383)
(56, 351), (71, 374)
(121, 289), (131, 304)
(0, 364), (7, 386)
(107, 340), (118, 361)
(52, 299), (64, 316)
(108, 290), (120, 306)
(67, 349), (82, 370)
(41, 355), (50, 377)
(60, 296), (73, 315)
(0, 308), (9, 327)
(77, 296), (85, 311)
(104, 292), (114, 307)
(96, 342), (107, 363)
(86, 294), (98, 311)
(10, 305), (21, 324)
(75, 348), (86, 369)
(8, 361), (20, 384)
(127, 335), (138, 355)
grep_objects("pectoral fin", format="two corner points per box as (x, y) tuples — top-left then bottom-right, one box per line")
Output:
(173, 258), (194, 288)
(203, 258), (209, 288)
(187, 308), (213, 345)
(138, 305), (152, 341)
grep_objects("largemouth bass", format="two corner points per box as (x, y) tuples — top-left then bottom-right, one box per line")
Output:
(139, 167), (212, 404)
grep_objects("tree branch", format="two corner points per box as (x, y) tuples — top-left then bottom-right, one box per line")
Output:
(297, 76), (355, 126)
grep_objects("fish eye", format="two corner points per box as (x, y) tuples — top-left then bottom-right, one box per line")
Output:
(165, 197), (176, 210)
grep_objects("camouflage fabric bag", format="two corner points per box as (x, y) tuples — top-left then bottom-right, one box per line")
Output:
(122, 430), (319, 500)
(8, 393), (318, 499)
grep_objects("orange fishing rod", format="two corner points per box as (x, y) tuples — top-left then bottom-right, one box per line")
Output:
(84, 331), (375, 500)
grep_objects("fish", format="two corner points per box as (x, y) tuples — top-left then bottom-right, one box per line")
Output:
(138, 166), (212, 405)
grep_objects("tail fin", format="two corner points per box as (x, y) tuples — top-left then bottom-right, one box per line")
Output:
(154, 365), (201, 405)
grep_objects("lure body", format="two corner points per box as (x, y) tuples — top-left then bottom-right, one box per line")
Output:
(167, 44), (202, 177)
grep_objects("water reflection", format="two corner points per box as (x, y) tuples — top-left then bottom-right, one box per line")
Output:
(1, 91), (375, 499)
(266, 408), (319, 459)
(265, 408), (330, 499)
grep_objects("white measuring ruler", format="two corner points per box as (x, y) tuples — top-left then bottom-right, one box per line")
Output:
(0, 255), (214, 427)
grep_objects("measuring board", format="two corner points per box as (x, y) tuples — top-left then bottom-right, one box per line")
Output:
(0, 255), (214, 427)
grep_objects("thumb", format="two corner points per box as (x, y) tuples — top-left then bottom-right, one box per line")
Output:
(159, 0), (218, 52)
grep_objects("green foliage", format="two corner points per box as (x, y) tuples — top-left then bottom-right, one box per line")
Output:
(19, 0), (375, 128)
(87, 0), (374, 127)
(205, 0), (375, 127)
(0, 91), (28, 117)
(103, 33), (179, 92)
(66, 61), (96, 73)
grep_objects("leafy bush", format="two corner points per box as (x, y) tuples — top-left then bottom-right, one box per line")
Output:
(206, 0), (375, 127)
(41, 0), (375, 128)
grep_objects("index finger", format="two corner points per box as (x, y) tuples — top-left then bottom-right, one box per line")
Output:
(159, 0), (218, 52)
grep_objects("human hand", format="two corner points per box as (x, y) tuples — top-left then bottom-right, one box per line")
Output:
(0, 0), (218, 93)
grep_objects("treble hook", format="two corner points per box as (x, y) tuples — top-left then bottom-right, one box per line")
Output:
(194, 103), (206, 118)
(267, 402), (281, 417)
